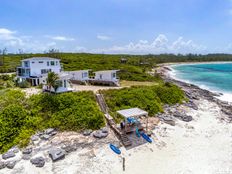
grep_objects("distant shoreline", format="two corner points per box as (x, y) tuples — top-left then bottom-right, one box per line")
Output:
(157, 61), (232, 103)
(157, 61), (232, 67)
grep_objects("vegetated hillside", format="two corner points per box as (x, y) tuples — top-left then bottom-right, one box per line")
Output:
(1, 53), (232, 80)
(0, 90), (105, 153)
(0, 53), (158, 82)
(101, 82), (185, 122)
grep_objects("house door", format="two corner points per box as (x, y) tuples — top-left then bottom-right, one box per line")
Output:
(100, 74), (103, 79)
(33, 79), (36, 86)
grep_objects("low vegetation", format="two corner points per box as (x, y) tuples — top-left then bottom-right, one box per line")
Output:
(1, 53), (232, 81)
(0, 90), (105, 153)
(0, 74), (16, 89)
(102, 83), (185, 122)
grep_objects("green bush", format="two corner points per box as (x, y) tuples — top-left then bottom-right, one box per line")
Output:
(154, 83), (185, 104)
(102, 83), (185, 122)
(0, 90), (105, 152)
(0, 104), (28, 152)
(17, 80), (31, 88)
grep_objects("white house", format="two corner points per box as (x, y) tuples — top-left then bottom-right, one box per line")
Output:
(42, 72), (73, 93)
(90, 70), (120, 86)
(17, 57), (73, 93)
(17, 57), (62, 86)
(65, 70), (89, 82)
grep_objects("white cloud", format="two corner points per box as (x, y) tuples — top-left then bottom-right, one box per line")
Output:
(0, 28), (208, 54)
(46, 35), (75, 41)
(0, 28), (15, 35)
(92, 34), (206, 54)
(0, 28), (24, 47)
(97, 35), (111, 41)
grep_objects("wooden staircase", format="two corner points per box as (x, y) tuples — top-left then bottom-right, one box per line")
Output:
(96, 93), (108, 114)
(96, 93), (132, 147)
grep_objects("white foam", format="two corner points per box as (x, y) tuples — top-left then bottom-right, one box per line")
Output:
(167, 65), (232, 104)
(216, 92), (232, 103)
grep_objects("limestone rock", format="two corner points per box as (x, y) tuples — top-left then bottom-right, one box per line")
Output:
(83, 129), (92, 136)
(48, 148), (65, 162)
(2, 151), (15, 160)
(31, 135), (39, 141)
(22, 154), (31, 160)
(22, 148), (32, 154)
(30, 157), (45, 167)
(6, 161), (16, 169)
(101, 127), (108, 133)
(0, 161), (5, 169)
(40, 134), (50, 140)
(45, 128), (55, 135)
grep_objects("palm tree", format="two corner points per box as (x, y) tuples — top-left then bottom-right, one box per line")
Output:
(46, 72), (60, 93)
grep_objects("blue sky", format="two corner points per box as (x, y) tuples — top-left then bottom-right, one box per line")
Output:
(0, 0), (232, 54)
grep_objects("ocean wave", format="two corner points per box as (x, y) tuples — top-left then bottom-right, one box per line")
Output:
(216, 93), (232, 103)
(168, 65), (232, 103)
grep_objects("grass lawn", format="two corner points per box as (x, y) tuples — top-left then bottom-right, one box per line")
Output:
(120, 80), (158, 87)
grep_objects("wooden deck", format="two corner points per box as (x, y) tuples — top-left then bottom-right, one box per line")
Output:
(96, 93), (150, 148)
(104, 114), (132, 147)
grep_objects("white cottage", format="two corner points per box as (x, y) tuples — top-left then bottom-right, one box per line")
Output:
(90, 70), (119, 86)
(42, 73), (73, 93)
(65, 70), (89, 82)
(17, 57), (73, 93)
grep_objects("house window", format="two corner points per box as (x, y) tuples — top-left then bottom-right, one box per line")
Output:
(47, 61), (50, 66)
(24, 61), (29, 67)
(64, 80), (66, 88)
(32, 62), (35, 64)
(38, 61), (44, 63)
(41, 69), (51, 74)
(51, 61), (55, 66)
(112, 73), (116, 78)
(56, 61), (58, 65)
(99, 74), (103, 79)
(82, 72), (88, 78)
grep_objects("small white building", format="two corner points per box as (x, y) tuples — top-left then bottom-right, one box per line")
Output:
(65, 70), (89, 82)
(42, 73), (73, 93)
(17, 57), (62, 86)
(90, 70), (120, 86)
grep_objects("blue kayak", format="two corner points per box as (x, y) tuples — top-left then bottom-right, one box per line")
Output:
(110, 144), (121, 155)
(141, 133), (152, 143)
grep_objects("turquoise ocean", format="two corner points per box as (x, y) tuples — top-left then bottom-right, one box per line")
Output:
(170, 63), (232, 102)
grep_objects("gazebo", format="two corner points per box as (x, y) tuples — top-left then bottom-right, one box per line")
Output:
(117, 108), (148, 133)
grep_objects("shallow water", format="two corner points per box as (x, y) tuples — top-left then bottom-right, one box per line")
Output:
(171, 63), (232, 102)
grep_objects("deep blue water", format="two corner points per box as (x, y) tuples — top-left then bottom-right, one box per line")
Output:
(171, 63), (232, 94)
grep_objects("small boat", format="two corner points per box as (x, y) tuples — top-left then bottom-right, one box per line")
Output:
(141, 133), (152, 143)
(109, 144), (121, 155)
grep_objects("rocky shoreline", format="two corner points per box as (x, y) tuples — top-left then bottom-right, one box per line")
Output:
(157, 65), (232, 124)
(0, 127), (115, 172)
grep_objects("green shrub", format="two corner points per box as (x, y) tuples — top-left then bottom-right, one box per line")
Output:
(154, 84), (185, 104)
(102, 83), (185, 122)
(0, 104), (28, 152)
(0, 90), (105, 152)
(17, 80), (31, 88)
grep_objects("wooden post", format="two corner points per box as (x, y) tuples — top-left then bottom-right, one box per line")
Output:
(123, 157), (125, 171)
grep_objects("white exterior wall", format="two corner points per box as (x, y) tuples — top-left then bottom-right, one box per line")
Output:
(18, 57), (61, 78)
(66, 70), (89, 81)
(94, 71), (118, 81)
(29, 60), (61, 77)
(42, 78), (73, 93)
